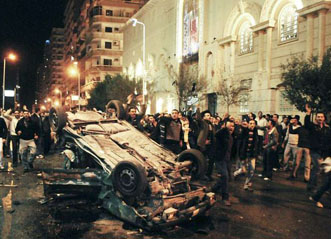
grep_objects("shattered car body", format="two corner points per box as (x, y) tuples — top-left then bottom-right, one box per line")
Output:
(42, 108), (215, 230)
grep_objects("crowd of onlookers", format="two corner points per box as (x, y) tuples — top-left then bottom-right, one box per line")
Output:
(0, 107), (54, 173)
(0, 99), (330, 209)
(123, 101), (331, 208)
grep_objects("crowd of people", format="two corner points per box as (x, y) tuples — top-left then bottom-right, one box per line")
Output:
(0, 107), (53, 173)
(124, 101), (331, 208)
(0, 99), (330, 209)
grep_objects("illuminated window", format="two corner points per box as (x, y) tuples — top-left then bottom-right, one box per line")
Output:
(239, 22), (253, 54)
(106, 10), (113, 16)
(279, 4), (298, 42)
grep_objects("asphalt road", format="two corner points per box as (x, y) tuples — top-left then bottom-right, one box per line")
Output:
(0, 154), (330, 239)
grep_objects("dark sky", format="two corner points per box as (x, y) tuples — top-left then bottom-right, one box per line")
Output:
(0, 0), (66, 108)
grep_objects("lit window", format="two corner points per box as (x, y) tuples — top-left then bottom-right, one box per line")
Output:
(106, 10), (113, 16)
(239, 22), (253, 54)
(279, 4), (298, 42)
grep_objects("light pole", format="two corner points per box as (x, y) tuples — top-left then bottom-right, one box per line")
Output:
(130, 18), (146, 104)
(2, 53), (17, 109)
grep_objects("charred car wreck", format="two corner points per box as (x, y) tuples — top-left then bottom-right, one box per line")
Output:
(42, 102), (215, 230)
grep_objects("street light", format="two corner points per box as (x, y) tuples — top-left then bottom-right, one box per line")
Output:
(130, 18), (146, 104)
(2, 52), (17, 109)
(54, 88), (62, 104)
(68, 62), (80, 110)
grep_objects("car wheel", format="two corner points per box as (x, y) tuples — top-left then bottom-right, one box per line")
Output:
(177, 149), (207, 180)
(49, 107), (67, 133)
(105, 100), (125, 120)
(112, 161), (147, 197)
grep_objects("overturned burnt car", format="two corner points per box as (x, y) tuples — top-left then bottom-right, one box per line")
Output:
(42, 101), (215, 230)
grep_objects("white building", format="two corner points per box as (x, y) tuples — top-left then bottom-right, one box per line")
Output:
(122, 0), (331, 116)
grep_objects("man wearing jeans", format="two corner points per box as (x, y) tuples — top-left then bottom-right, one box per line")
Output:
(239, 119), (258, 191)
(304, 104), (331, 192)
(212, 121), (235, 206)
(282, 116), (300, 170)
(16, 110), (39, 173)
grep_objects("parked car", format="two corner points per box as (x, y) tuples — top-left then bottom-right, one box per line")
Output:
(42, 102), (215, 230)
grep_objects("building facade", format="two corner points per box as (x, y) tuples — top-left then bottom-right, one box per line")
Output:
(122, 0), (331, 116)
(37, 28), (65, 105)
(61, 0), (147, 106)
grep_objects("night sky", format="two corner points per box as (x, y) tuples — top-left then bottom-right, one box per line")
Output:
(0, 0), (66, 109)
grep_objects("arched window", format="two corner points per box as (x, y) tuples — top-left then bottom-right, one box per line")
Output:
(239, 22), (253, 54)
(279, 4), (298, 42)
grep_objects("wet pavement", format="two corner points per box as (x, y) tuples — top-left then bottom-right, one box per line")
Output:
(1, 154), (330, 239)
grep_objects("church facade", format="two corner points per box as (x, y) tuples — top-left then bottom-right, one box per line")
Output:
(122, 0), (331, 116)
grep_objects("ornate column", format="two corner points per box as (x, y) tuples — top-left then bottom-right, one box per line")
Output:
(217, 35), (237, 79)
(257, 30), (264, 71)
(230, 41), (236, 74)
(265, 27), (273, 82)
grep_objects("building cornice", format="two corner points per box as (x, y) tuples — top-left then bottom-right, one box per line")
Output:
(251, 20), (275, 33)
(298, 1), (331, 18)
(217, 35), (237, 46)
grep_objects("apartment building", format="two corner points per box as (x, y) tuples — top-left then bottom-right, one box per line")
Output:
(62, 0), (148, 105)
(37, 28), (65, 104)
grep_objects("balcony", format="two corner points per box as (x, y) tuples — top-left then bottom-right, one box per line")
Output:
(87, 48), (122, 57)
(87, 65), (122, 73)
(89, 31), (122, 40)
(90, 15), (129, 24)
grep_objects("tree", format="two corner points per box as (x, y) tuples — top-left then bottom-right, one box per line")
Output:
(215, 79), (247, 113)
(165, 62), (207, 110)
(88, 74), (142, 110)
(281, 47), (331, 113)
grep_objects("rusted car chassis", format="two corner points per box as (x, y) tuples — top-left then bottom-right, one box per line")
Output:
(42, 110), (215, 230)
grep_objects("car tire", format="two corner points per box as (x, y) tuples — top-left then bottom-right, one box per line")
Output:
(177, 149), (207, 180)
(49, 107), (67, 133)
(105, 100), (126, 120)
(112, 160), (147, 197)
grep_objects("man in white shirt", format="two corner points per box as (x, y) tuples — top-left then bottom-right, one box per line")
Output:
(6, 110), (21, 167)
(256, 111), (268, 157)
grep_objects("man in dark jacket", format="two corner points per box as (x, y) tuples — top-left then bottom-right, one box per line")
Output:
(262, 120), (279, 181)
(144, 115), (159, 143)
(16, 110), (39, 172)
(0, 116), (8, 169)
(305, 104), (331, 192)
(197, 110), (216, 181)
(31, 107), (43, 158)
(239, 119), (258, 190)
(159, 109), (183, 154)
(42, 111), (52, 155)
(212, 120), (235, 206)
